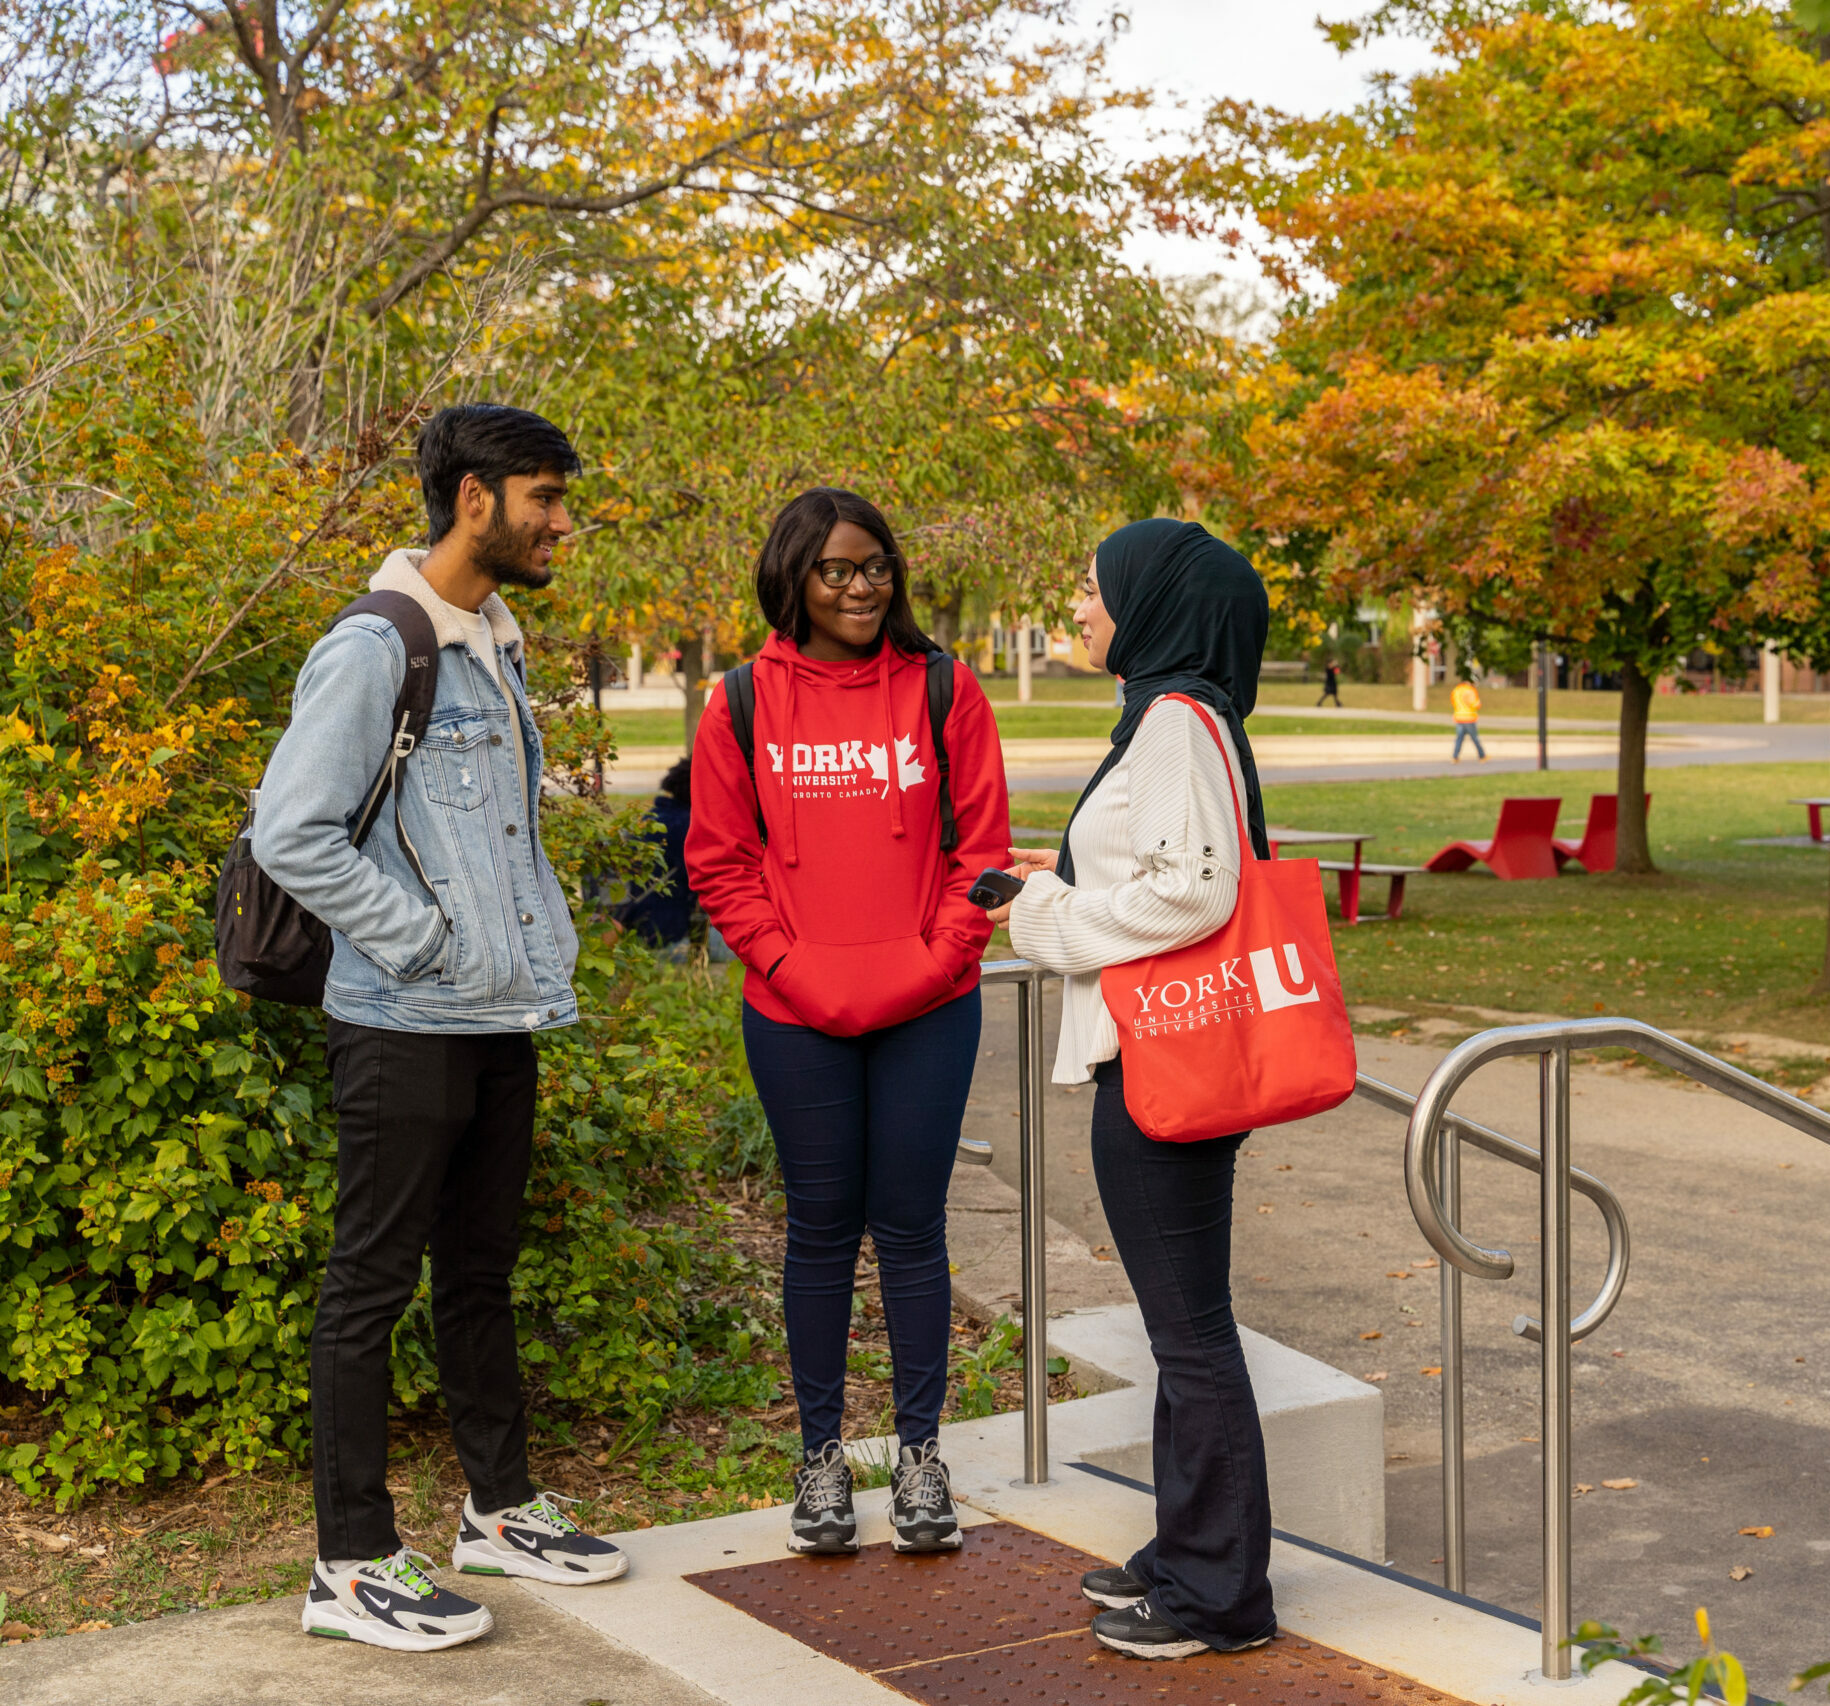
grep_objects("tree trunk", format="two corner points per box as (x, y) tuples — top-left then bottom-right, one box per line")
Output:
(1614, 658), (1656, 875)
(927, 588), (963, 654)
(683, 624), (713, 752)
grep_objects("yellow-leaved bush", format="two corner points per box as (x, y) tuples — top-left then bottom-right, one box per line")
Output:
(0, 339), (771, 1507)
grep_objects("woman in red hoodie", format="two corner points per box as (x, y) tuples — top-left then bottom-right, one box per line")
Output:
(687, 488), (1009, 1559)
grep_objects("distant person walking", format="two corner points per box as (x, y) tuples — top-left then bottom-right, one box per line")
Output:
(1451, 677), (1487, 761)
(1315, 658), (1342, 707)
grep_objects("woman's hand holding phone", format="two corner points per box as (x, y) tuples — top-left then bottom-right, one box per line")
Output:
(984, 845), (1059, 926)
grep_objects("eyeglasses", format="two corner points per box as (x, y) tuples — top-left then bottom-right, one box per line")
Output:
(813, 555), (896, 588)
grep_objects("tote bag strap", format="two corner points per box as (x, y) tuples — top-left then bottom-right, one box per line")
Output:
(1156, 692), (1258, 871)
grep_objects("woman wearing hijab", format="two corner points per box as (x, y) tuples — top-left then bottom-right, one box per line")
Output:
(686, 488), (1010, 1560)
(990, 519), (1276, 1659)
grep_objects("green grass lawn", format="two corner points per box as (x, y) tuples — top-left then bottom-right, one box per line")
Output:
(1005, 763), (1830, 1048)
(599, 701), (1445, 747)
(1251, 680), (1830, 724)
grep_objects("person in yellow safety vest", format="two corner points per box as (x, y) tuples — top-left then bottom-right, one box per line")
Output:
(1450, 678), (1488, 762)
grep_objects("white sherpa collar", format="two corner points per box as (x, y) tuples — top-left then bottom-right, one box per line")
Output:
(369, 549), (524, 661)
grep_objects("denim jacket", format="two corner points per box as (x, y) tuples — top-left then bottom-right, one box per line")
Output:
(252, 550), (579, 1033)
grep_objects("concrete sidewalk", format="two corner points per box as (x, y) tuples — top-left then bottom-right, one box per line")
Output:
(0, 1568), (714, 1706)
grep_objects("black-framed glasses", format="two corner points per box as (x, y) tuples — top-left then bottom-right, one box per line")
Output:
(813, 555), (896, 588)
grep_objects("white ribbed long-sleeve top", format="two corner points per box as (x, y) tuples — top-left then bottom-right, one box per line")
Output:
(1008, 696), (1246, 1084)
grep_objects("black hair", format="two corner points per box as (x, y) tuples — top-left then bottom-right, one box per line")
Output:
(753, 487), (933, 658)
(658, 756), (691, 805)
(416, 404), (583, 544)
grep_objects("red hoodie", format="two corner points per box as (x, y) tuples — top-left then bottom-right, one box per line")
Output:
(686, 633), (1010, 1036)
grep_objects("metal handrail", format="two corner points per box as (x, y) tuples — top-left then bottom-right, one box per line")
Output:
(1355, 1073), (1630, 1344)
(1403, 1017), (1830, 1681)
(977, 958), (1058, 1485)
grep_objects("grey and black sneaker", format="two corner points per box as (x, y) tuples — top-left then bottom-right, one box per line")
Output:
(1092, 1598), (1275, 1659)
(451, 1491), (628, 1585)
(788, 1440), (859, 1555)
(301, 1547), (494, 1651)
(1081, 1562), (1150, 1609)
(889, 1439), (962, 1553)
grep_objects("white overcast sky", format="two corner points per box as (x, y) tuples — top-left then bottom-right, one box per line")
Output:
(1087, 2), (1437, 281)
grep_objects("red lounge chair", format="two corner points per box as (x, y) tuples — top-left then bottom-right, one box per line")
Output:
(1553, 793), (1650, 875)
(1425, 796), (1563, 881)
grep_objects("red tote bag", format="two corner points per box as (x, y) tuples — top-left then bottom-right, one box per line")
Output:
(1098, 696), (1357, 1141)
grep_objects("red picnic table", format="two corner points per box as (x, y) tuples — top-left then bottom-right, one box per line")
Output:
(1792, 798), (1830, 844)
(1264, 827), (1421, 926)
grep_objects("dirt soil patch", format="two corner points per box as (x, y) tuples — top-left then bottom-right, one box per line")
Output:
(0, 1177), (1073, 1644)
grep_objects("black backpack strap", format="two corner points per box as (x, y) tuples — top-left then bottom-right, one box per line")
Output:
(925, 648), (958, 852)
(722, 661), (765, 843)
(724, 662), (757, 777)
(331, 590), (444, 910)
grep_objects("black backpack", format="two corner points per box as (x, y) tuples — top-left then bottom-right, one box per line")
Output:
(721, 648), (957, 850)
(215, 591), (445, 1005)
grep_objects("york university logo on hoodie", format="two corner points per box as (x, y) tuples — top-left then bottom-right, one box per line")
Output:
(765, 737), (929, 802)
(1126, 942), (1319, 1038)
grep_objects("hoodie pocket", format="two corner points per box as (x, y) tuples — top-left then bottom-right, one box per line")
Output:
(771, 935), (953, 1037)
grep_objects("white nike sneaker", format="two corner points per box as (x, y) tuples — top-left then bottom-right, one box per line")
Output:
(301, 1547), (494, 1651)
(450, 1490), (629, 1585)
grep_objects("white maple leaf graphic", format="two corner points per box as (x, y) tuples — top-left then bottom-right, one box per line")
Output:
(864, 742), (890, 795)
(896, 735), (926, 789)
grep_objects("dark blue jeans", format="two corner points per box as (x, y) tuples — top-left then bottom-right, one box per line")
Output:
(1092, 1057), (1276, 1649)
(743, 989), (981, 1454)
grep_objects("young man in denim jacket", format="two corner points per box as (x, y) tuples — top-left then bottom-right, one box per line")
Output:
(256, 405), (627, 1651)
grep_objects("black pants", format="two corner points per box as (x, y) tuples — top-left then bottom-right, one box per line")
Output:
(742, 990), (980, 1453)
(314, 1020), (538, 1559)
(1091, 1058), (1276, 1648)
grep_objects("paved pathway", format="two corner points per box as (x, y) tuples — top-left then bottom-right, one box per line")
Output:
(966, 984), (1830, 1697)
(0, 1569), (714, 1706)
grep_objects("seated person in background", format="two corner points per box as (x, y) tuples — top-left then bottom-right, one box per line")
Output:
(614, 757), (697, 946)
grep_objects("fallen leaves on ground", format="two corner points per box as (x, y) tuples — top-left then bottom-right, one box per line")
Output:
(1, 1622), (40, 1641)
(1738, 1525), (1774, 1538)
(1421, 1366), (1442, 1377)
(1256, 1204), (1274, 1214)
(1359, 1330), (1383, 1340)
(1602, 1478), (1638, 1491)
(8, 1529), (74, 1554)
(1575, 1484), (1595, 1496)
(1386, 1271), (1413, 1280)
(1729, 1565), (1753, 1582)
(1366, 1371), (1389, 1382)
(1411, 1258), (1438, 1269)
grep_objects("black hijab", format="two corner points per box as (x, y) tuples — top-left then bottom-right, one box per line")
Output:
(1056, 519), (1271, 884)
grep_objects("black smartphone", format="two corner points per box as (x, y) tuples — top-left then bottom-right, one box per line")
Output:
(968, 867), (1025, 909)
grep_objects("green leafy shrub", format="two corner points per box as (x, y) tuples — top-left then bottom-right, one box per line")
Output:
(0, 341), (766, 1508)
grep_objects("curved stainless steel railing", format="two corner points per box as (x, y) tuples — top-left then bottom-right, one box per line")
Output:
(1403, 1018), (1830, 1681)
(976, 958), (1056, 1486)
(1354, 1073), (1630, 1344)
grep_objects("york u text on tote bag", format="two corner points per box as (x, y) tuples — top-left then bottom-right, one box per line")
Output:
(1099, 695), (1356, 1141)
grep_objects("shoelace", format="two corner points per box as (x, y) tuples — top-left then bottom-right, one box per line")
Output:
(799, 1444), (851, 1512)
(370, 1546), (440, 1598)
(897, 1446), (950, 1511)
(520, 1491), (582, 1535)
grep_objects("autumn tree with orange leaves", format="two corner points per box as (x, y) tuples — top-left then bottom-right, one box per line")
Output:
(1173, 0), (1830, 879)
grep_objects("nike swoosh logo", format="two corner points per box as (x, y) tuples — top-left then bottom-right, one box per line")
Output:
(505, 1528), (543, 1551)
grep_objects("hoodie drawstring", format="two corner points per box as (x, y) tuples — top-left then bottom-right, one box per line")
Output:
(780, 660), (801, 867)
(879, 644), (905, 841)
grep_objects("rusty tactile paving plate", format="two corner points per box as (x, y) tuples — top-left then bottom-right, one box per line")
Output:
(884, 1628), (1471, 1705)
(685, 1522), (1099, 1670)
(687, 1520), (1476, 1706)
